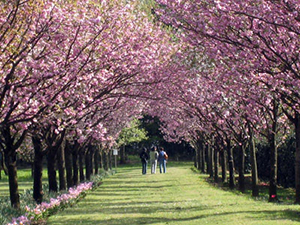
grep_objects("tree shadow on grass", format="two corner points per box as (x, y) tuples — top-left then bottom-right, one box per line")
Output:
(49, 208), (300, 225)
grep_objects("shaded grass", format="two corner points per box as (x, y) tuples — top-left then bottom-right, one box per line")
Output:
(0, 168), (48, 197)
(47, 161), (300, 225)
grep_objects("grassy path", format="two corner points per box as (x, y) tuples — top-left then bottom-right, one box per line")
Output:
(47, 162), (300, 225)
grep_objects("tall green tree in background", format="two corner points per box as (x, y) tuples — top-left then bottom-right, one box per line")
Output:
(116, 119), (148, 164)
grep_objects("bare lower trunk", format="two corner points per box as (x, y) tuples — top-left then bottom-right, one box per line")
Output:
(72, 151), (79, 186)
(32, 136), (44, 203)
(94, 148), (100, 174)
(57, 145), (66, 191)
(5, 151), (20, 209)
(221, 150), (227, 183)
(269, 100), (278, 202)
(295, 112), (300, 204)
(109, 150), (112, 170)
(103, 151), (108, 171)
(214, 148), (219, 183)
(249, 125), (259, 197)
(64, 142), (73, 188)
(210, 145), (214, 178)
(227, 139), (235, 189)
(197, 143), (201, 170)
(47, 150), (58, 192)
(79, 151), (85, 182)
(120, 145), (126, 164)
(238, 145), (245, 193)
(201, 142), (206, 173)
(85, 149), (91, 181)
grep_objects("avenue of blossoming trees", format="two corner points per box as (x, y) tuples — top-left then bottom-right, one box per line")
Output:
(0, 0), (177, 209)
(150, 0), (300, 203)
(1, 0), (300, 211)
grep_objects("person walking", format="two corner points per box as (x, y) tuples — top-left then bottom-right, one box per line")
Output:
(140, 147), (149, 175)
(158, 147), (168, 173)
(149, 146), (159, 174)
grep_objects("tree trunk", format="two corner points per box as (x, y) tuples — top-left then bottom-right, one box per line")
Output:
(90, 146), (95, 175)
(201, 142), (206, 173)
(120, 145), (126, 164)
(249, 125), (259, 197)
(193, 147), (197, 168)
(197, 143), (201, 170)
(72, 150), (79, 186)
(57, 145), (66, 191)
(5, 150), (20, 209)
(295, 112), (300, 203)
(64, 142), (73, 188)
(79, 150), (85, 182)
(238, 144), (245, 193)
(32, 136), (44, 203)
(94, 148), (100, 174)
(103, 151), (108, 171)
(227, 139), (235, 189)
(47, 149), (58, 192)
(269, 100), (278, 202)
(99, 149), (103, 169)
(206, 143), (210, 175)
(109, 150), (112, 170)
(221, 150), (227, 183)
(214, 147), (219, 183)
(209, 144), (214, 178)
(85, 147), (91, 181)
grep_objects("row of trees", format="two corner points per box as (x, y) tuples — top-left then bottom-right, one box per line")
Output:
(2, 0), (300, 210)
(0, 0), (177, 209)
(145, 0), (300, 203)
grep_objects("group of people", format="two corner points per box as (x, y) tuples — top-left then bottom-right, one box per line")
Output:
(140, 146), (168, 175)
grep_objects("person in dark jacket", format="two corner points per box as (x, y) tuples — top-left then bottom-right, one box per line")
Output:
(140, 147), (149, 175)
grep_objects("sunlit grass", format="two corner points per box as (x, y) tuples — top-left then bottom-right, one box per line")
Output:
(47, 161), (300, 225)
(0, 167), (48, 197)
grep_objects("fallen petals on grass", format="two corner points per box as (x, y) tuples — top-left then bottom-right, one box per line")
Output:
(8, 182), (93, 225)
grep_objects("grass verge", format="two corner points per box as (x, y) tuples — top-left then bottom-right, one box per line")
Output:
(46, 161), (300, 225)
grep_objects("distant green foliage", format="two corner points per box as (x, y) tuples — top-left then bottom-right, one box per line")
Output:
(116, 119), (148, 147)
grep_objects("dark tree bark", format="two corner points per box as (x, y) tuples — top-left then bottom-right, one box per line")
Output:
(208, 143), (214, 178)
(90, 145), (95, 175)
(196, 141), (201, 170)
(295, 112), (300, 204)
(109, 150), (112, 170)
(269, 100), (279, 202)
(57, 144), (66, 191)
(99, 149), (103, 169)
(45, 129), (65, 193)
(227, 138), (235, 189)
(64, 141), (73, 188)
(85, 145), (92, 180)
(79, 149), (85, 182)
(103, 151), (108, 171)
(5, 150), (20, 209)
(248, 124), (259, 197)
(193, 147), (197, 168)
(47, 150), (58, 192)
(72, 149), (79, 186)
(32, 135), (44, 203)
(214, 146), (219, 183)
(2, 127), (26, 209)
(94, 147), (100, 174)
(120, 145), (126, 164)
(221, 150), (227, 183)
(238, 144), (245, 193)
(201, 142), (206, 173)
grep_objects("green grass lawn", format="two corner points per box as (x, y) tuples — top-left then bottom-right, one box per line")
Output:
(0, 168), (48, 197)
(46, 161), (300, 225)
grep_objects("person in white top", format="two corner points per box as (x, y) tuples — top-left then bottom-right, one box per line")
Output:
(149, 146), (159, 174)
